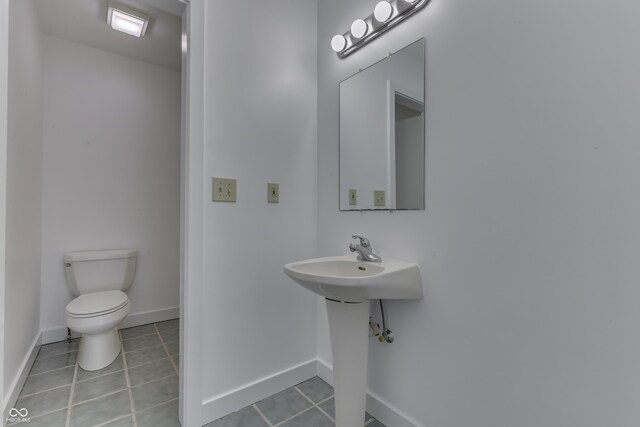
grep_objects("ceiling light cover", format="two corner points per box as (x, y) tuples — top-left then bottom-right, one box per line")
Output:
(107, 3), (149, 37)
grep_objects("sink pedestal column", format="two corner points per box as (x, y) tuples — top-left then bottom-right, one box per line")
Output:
(326, 298), (371, 427)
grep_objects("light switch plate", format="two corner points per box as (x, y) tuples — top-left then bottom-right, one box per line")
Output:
(349, 189), (357, 205)
(374, 190), (385, 207)
(212, 177), (237, 202)
(268, 182), (279, 203)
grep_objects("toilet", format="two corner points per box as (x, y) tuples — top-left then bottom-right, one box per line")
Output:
(64, 249), (137, 371)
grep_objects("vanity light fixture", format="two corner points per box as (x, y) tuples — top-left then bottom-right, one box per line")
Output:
(107, 2), (149, 38)
(331, 0), (429, 57)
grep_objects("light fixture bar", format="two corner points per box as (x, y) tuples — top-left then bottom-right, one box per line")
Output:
(107, 2), (149, 38)
(331, 0), (430, 58)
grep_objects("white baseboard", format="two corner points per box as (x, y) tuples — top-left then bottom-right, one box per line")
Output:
(201, 359), (318, 425)
(3, 331), (41, 419)
(40, 306), (180, 345)
(315, 359), (424, 427)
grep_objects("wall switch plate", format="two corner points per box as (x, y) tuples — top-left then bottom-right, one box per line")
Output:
(374, 190), (386, 207)
(268, 182), (279, 203)
(212, 177), (237, 202)
(349, 189), (357, 205)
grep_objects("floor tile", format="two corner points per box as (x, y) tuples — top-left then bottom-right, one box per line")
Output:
(20, 366), (75, 396)
(366, 420), (385, 427)
(102, 415), (134, 426)
(135, 399), (180, 427)
(127, 358), (175, 387)
(120, 324), (157, 340)
(75, 354), (123, 382)
(171, 355), (179, 368)
(15, 385), (70, 418)
(255, 387), (313, 425)
(296, 377), (333, 403)
(164, 340), (179, 356)
(73, 371), (127, 404)
(204, 405), (269, 427)
(125, 345), (168, 368)
(159, 328), (179, 343)
(122, 334), (161, 352)
(10, 407), (68, 427)
(155, 319), (179, 332)
(29, 351), (77, 375)
(131, 375), (178, 412)
(317, 398), (373, 423)
(37, 339), (79, 359)
(69, 389), (131, 427)
(279, 407), (334, 427)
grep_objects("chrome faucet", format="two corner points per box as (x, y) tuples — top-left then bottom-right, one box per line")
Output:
(349, 235), (382, 262)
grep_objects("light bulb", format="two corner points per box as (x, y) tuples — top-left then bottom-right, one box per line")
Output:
(374, 1), (393, 22)
(350, 19), (368, 39)
(331, 35), (347, 53)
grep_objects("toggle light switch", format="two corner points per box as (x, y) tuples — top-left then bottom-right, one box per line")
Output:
(268, 182), (279, 203)
(349, 189), (357, 205)
(212, 177), (237, 202)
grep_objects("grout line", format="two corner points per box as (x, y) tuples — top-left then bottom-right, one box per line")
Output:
(28, 357), (78, 377)
(129, 372), (178, 390)
(70, 387), (129, 407)
(135, 397), (179, 417)
(154, 324), (179, 375)
(65, 361), (78, 427)
(316, 404), (335, 423)
(74, 367), (125, 384)
(274, 406), (316, 426)
(93, 414), (133, 427)
(293, 386), (316, 405)
(253, 404), (275, 427)
(121, 330), (138, 427)
(18, 379), (76, 399)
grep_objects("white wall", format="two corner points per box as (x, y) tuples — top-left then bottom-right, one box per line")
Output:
(4, 0), (42, 408)
(199, 0), (318, 420)
(318, 0), (640, 426)
(40, 35), (181, 338)
(0, 0), (10, 411)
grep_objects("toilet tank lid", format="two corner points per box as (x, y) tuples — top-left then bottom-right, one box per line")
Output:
(64, 249), (137, 262)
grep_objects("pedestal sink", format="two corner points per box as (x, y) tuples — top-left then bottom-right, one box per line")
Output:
(284, 256), (423, 427)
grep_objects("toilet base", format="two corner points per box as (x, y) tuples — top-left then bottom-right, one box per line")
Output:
(78, 327), (121, 371)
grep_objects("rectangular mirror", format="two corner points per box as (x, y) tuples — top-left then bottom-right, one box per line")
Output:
(339, 38), (425, 211)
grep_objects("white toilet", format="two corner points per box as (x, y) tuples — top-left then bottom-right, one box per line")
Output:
(64, 249), (137, 371)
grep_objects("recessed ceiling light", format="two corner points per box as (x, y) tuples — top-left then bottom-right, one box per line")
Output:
(107, 3), (149, 38)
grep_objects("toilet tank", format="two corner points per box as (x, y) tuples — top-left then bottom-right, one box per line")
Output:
(64, 249), (137, 296)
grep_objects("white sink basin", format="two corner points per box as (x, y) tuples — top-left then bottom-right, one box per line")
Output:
(284, 255), (423, 302)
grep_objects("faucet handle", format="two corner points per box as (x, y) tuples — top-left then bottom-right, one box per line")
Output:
(351, 235), (370, 247)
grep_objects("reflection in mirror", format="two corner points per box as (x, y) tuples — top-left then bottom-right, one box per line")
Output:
(339, 39), (425, 210)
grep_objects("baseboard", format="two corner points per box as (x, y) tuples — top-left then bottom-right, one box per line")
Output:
(3, 331), (41, 420)
(315, 359), (424, 427)
(40, 306), (180, 345)
(201, 359), (318, 424)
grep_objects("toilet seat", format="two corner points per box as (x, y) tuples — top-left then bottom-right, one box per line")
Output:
(66, 290), (129, 318)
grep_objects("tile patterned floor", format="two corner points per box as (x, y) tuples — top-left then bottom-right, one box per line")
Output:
(205, 376), (386, 427)
(6, 319), (180, 427)
(8, 319), (385, 427)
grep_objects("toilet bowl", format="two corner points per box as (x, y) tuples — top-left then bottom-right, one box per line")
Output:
(63, 249), (137, 371)
(66, 290), (131, 371)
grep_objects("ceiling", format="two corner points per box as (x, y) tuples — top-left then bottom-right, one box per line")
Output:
(35, 0), (183, 71)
